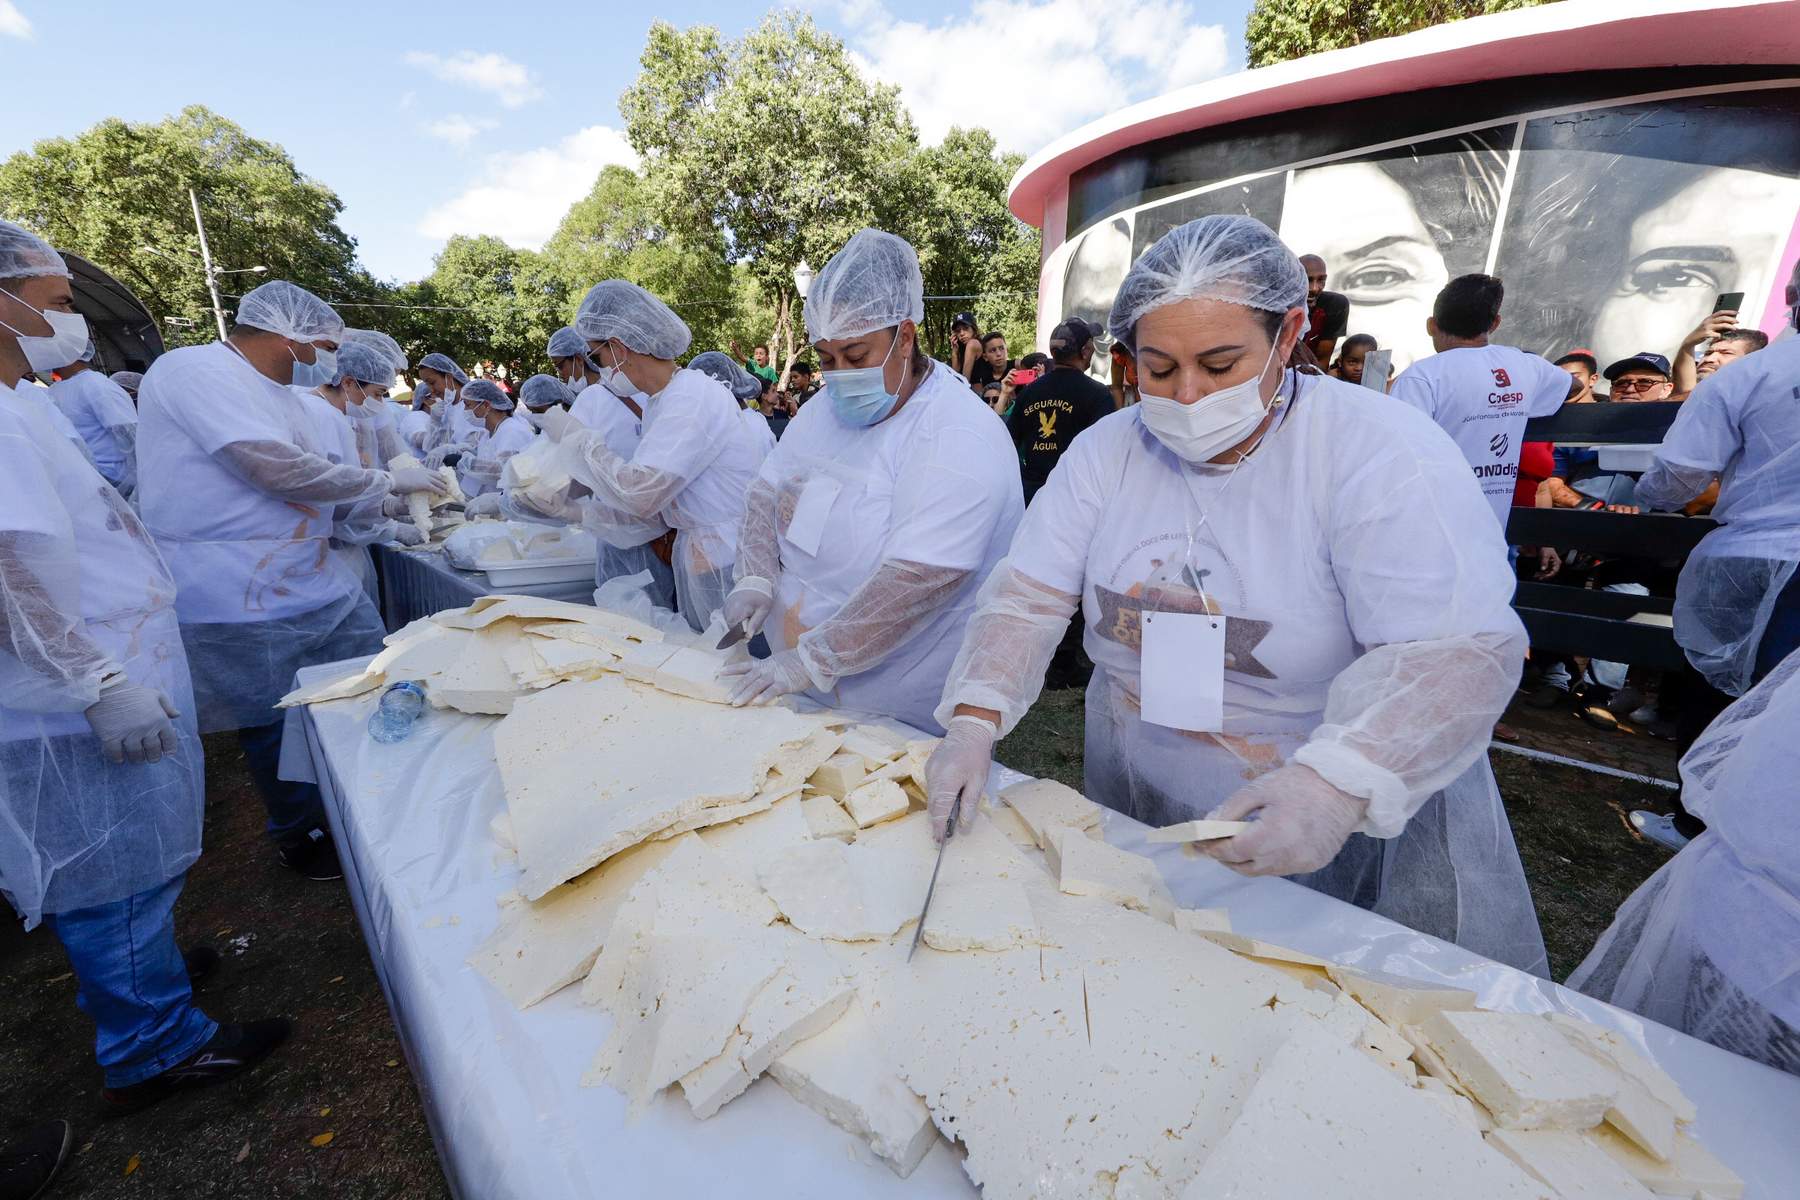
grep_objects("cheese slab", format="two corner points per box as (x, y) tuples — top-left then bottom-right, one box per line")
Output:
(837, 723), (909, 768)
(1421, 1010), (1618, 1131)
(1326, 964), (1478, 1028)
(1170, 907), (1232, 935)
(1047, 828), (1174, 920)
(1587, 1126), (1744, 1199)
(801, 795), (857, 842)
(757, 813), (938, 941)
(1546, 1014), (1697, 1125)
(919, 819), (1046, 954)
(1000, 777), (1102, 849)
(1486, 1129), (1655, 1199)
(842, 778), (908, 828)
(808, 751), (867, 799)
(1146, 818), (1250, 843)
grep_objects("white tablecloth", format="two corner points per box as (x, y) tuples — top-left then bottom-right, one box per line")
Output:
(294, 658), (1800, 1200)
(371, 544), (594, 631)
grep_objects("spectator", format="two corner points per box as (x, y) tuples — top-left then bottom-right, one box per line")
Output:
(1006, 318), (1112, 505)
(969, 330), (1011, 391)
(787, 360), (819, 405)
(1108, 340), (1137, 408)
(981, 381), (1008, 417)
(110, 370), (144, 401)
(1298, 253), (1349, 365)
(1674, 326), (1768, 401)
(1390, 273), (1580, 532)
(1554, 349), (1605, 403)
(730, 339), (778, 385)
(949, 310), (981, 381)
(1330, 333), (1377, 386)
(758, 375), (777, 413)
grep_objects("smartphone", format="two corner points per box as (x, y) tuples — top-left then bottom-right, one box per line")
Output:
(1010, 367), (1041, 387)
(1713, 292), (1745, 313)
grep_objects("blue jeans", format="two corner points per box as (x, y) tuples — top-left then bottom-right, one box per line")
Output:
(1753, 569), (1800, 682)
(239, 721), (325, 845)
(46, 874), (217, 1087)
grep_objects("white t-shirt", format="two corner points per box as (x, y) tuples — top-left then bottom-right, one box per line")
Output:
(571, 387), (644, 457)
(1390, 344), (1570, 529)
(49, 369), (137, 484)
(460, 412), (537, 497)
(399, 406), (433, 454)
(624, 369), (762, 572)
(292, 388), (357, 465)
(758, 362), (1025, 732)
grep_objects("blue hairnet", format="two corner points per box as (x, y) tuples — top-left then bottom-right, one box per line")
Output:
(687, 350), (763, 402)
(805, 228), (924, 343)
(463, 378), (512, 410)
(345, 327), (408, 371)
(236, 280), (344, 343)
(519, 373), (571, 409)
(418, 352), (465, 382)
(1107, 215), (1306, 354)
(334, 340), (392, 388)
(110, 370), (143, 396)
(546, 326), (591, 361)
(0, 220), (69, 280)
(573, 280), (692, 359)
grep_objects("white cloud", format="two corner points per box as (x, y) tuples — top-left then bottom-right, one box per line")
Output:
(0, 1), (32, 39)
(402, 49), (543, 109)
(840, 0), (1231, 154)
(418, 126), (639, 248)
(423, 114), (499, 148)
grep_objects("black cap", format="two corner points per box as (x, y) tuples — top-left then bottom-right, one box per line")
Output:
(950, 311), (978, 331)
(1603, 351), (1672, 381)
(1049, 316), (1102, 354)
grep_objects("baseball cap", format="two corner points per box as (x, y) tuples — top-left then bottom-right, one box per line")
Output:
(950, 311), (978, 330)
(1554, 348), (1598, 372)
(1049, 316), (1102, 354)
(1603, 351), (1672, 381)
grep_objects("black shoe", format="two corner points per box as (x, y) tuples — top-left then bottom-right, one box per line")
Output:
(1524, 682), (1570, 710)
(182, 945), (220, 987)
(99, 1019), (292, 1117)
(0, 1119), (71, 1200)
(277, 827), (343, 882)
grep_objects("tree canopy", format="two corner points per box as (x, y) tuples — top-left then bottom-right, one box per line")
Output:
(1245, 0), (1555, 67)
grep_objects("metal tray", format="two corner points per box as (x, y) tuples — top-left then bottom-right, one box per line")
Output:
(480, 555), (597, 587)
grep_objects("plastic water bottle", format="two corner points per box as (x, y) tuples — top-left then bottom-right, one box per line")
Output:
(367, 681), (427, 744)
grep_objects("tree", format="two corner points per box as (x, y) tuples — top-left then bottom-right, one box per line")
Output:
(0, 105), (380, 348)
(407, 235), (567, 384)
(621, 11), (925, 382)
(1245, 0), (1555, 67)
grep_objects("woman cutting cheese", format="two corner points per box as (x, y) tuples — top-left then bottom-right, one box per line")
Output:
(714, 229), (1024, 734)
(925, 215), (1546, 973)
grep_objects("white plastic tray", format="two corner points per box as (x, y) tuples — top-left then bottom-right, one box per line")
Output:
(481, 555), (596, 587)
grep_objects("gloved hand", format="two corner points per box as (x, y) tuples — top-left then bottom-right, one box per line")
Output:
(1200, 764), (1367, 878)
(527, 405), (576, 443)
(925, 714), (997, 842)
(423, 445), (452, 470)
(382, 494), (410, 520)
(721, 650), (814, 707)
(84, 680), (181, 765)
(390, 466), (450, 497)
(465, 492), (505, 518)
(390, 524), (428, 547)
(722, 580), (774, 638)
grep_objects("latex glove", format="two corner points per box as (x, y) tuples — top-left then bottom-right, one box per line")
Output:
(84, 681), (181, 765)
(721, 581), (774, 638)
(1200, 764), (1367, 878)
(527, 405), (576, 442)
(381, 494), (410, 520)
(721, 650), (813, 707)
(465, 492), (505, 518)
(423, 445), (452, 470)
(390, 524), (427, 547)
(390, 466), (450, 497)
(925, 714), (996, 842)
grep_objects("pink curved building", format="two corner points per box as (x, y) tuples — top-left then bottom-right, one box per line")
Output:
(1010, 0), (1800, 372)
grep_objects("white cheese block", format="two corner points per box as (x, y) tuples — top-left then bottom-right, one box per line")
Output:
(611, 638), (680, 683)
(1546, 1014), (1697, 1124)
(808, 751), (867, 799)
(757, 813), (938, 941)
(843, 778), (908, 828)
(765, 727), (846, 793)
(1001, 777), (1102, 849)
(1586, 1126), (1743, 1199)
(1486, 1129), (1656, 1198)
(1421, 1010), (1618, 1131)
(987, 802), (1039, 849)
(1189, 930), (1333, 968)
(801, 795), (857, 842)
(650, 787), (788, 841)
(1146, 818), (1250, 843)
(697, 794), (813, 874)
(1416, 1076), (1486, 1132)
(651, 644), (744, 705)
(769, 999), (939, 1178)
(837, 723), (909, 768)
(1604, 1072), (1677, 1163)
(524, 635), (617, 682)
(1327, 964), (1478, 1028)
(276, 662), (386, 707)
(1180, 1021), (1550, 1200)
(1048, 827), (1174, 920)
(1170, 907), (1232, 934)
(918, 819), (1046, 954)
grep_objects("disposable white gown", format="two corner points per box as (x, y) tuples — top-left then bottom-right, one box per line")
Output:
(937, 373), (1545, 973)
(49, 370), (138, 494)
(345, 394), (408, 471)
(564, 370), (759, 631)
(21, 384), (93, 467)
(458, 413), (536, 498)
(138, 343), (391, 732)
(399, 405), (434, 455)
(0, 383), (201, 928)
(295, 390), (394, 603)
(564, 387), (674, 605)
(740, 406), (775, 462)
(1570, 652), (1800, 1076)
(1635, 336), (1800, 696)
(740, 362), (1023, 733)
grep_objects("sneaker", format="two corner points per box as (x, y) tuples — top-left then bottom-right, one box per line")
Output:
(182, 945), (220, 987)
(1607, 687), (1648, 718)
(1524, 682), (1570, 710)
(0, 1119), (71, 1200)
(1628, 703), (1660, 726)
(1629, 810), (1691, 852)
(99, 1019), (293, 1117)
(277, 827), (343, 882)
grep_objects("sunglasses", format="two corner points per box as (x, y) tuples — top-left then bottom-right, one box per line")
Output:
(1611, 377), (1667, 392)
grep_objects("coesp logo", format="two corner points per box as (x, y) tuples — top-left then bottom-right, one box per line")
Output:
(1490, 432), (1510, 457)
(1491, 367), (1512, 387)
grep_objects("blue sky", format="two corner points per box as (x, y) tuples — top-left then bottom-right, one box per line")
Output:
(0, 0), (1254, 283)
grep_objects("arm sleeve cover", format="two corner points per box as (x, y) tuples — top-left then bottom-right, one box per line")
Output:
(215, 439), (391, 506)
(794, 559), (970, 690)
(565, 428), (689, 521)
(1634, 385), (1739, 511)
(0, 531), (120, 712)
(932, 560), (1080, 735)
(734, 475), (782, 589)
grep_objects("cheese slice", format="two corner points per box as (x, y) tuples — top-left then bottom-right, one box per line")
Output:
(757, 813), (938, 941)
(276, 663), (386, 707)
(1001, 777), (1102, 849)
(919, 819), (1045, 954)
(1486, 1129), (1655, 1198)
(1146, 819), (1250, 843)
(801, 795), (857, 842)
(1048, 828), (1174, 920)
(1326, 964), (1478, 1028)
(1546, 1014), (1697, 1125)
(1420, 1010), (1618, 1131)
(1586, 1126), (1743, 1199)
(987, 802), (1039, 849)
(837, 723), (909, 768)
(809, 751), (867, 799)
(651, 645), (744, 705)
(765, 727), (847, 793)
(1170, 907), (1232, 935)
(843, 778), (908, 828)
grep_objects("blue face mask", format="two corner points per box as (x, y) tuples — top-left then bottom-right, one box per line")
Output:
(290, 343), (337, 389)
(825, 331), (909, 427)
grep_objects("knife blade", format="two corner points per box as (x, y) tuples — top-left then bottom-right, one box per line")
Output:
(715, 623), (749, 651)
(906, 795), (961, 963)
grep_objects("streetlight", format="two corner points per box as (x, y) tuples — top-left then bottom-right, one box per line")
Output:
(793, 260), (814, 301)
(141, 224), (266, 340)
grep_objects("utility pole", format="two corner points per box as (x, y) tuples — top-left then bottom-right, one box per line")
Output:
(189, 188), (228, 340)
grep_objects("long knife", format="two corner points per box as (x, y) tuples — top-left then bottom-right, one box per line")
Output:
(907, 796), (962, 963)
(715, 622), (750, 650)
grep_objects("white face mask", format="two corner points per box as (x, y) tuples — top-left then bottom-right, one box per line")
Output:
(567, 374), (589, 395)
(594, 343), (635, 399)
(1136, 338), (1283, 464)
(0, 289), (90, 374)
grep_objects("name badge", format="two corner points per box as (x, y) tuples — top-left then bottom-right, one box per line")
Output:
(785, 475), (842, 557)
(1140, 612), (1225, 733)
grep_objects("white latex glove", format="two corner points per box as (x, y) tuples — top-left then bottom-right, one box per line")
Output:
(925, 714), (996, 842)
(528, 405), (576, 442)
(390, 466), (450, 497)
(1200, 764), (1368, 878)
(423, 445), (452, 470)
(721, 580), (774, 638)
(390, 524), (427, 547)
(84, 680), (181, 765)
(381, 494), (410, 520)
(720, 650), (813, 707)
(465, 492), (505, 518)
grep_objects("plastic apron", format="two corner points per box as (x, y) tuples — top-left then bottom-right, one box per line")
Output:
(298, 389), (381, 607)
(1074, 406), (1544, 973)
(570, 388), (676, 605)
(0, 391), (202, 927)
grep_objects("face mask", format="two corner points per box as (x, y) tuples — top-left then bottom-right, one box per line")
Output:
(1137, 338), (1282, 464)
(0, 289), (90, 373)
(825, 332), (908, 428)
(289, 344), (338, 389)
(567, 374), (589, 395)
(595, 344), (636, 399)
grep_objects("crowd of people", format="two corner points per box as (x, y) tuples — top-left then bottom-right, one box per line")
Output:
(1, 197), (1796, 1192)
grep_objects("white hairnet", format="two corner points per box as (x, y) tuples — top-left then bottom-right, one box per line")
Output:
(1107, 214), (1306, 354)
(0, 220), (69, 280)
(546, 326), (590, 360)
(805, 228), (924, 344)
(110, 370), (143, 396)
(334, 341), (391, 388)
(573, 280), (692, 359)
(417, 352), (465, 383)
(519, 373), (570, 409)
(235, 280), (344, 344)
(463, 378), (512, 410)
(344, 327), (407, 371)
(687, 350), (763, 402)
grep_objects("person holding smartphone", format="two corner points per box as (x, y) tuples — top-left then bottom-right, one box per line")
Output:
(1006, 318), (1113, 504)
(1671, 294), (1768, 401)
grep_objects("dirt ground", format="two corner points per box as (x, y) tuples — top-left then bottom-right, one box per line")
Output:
(0, 685), (1682, 1197)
